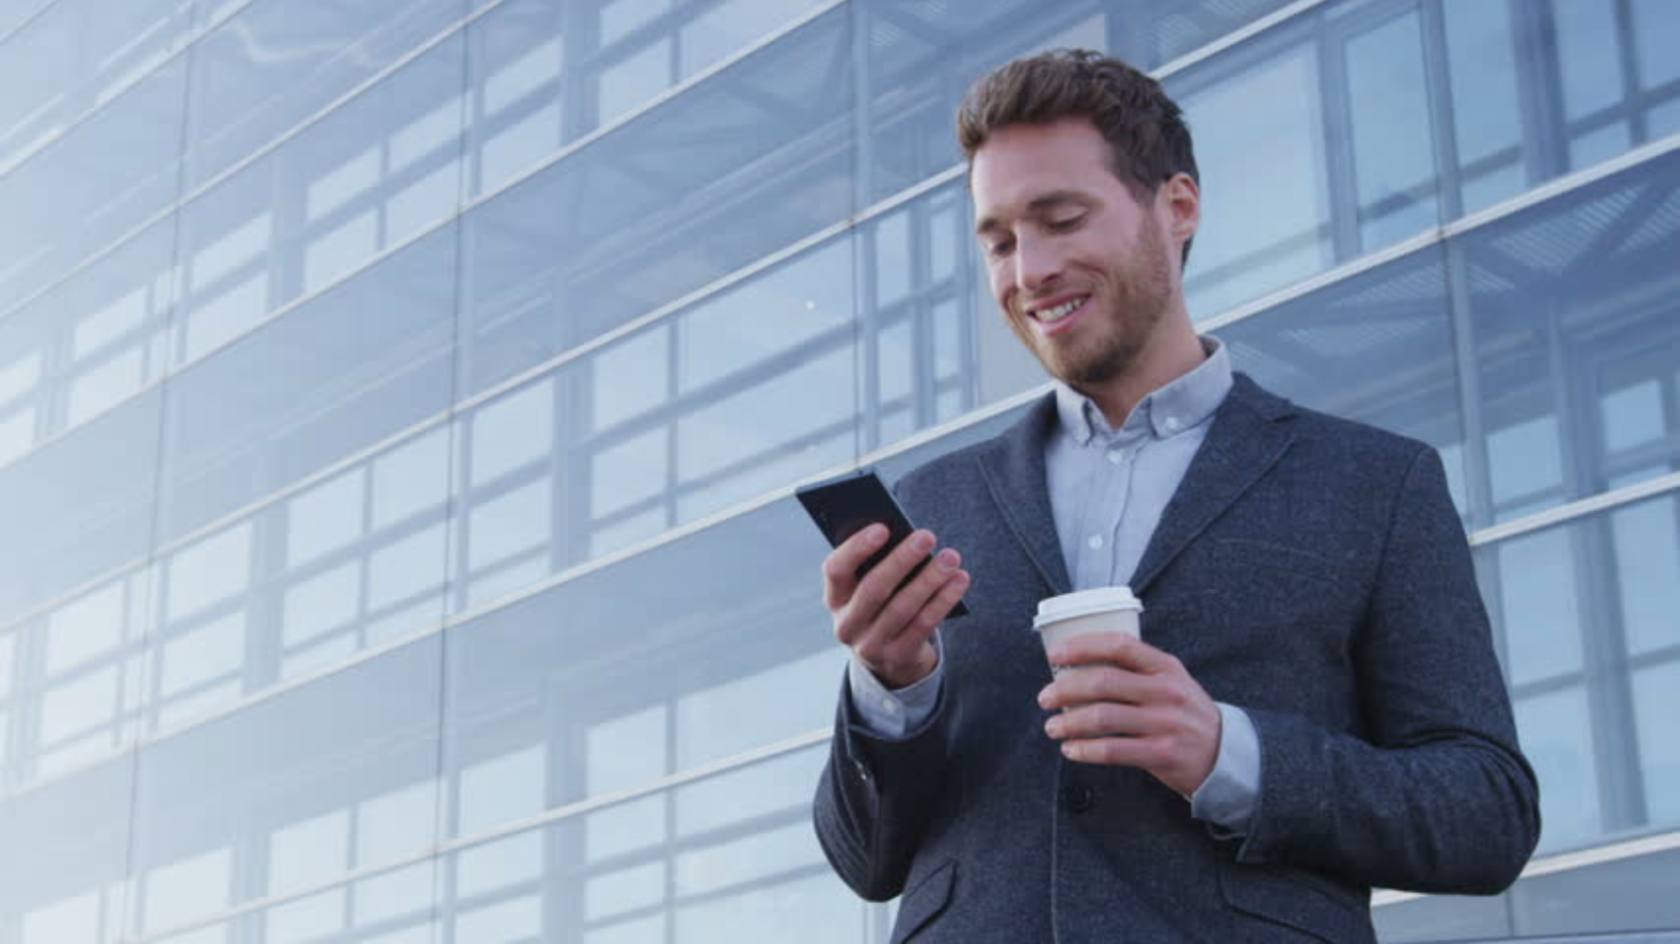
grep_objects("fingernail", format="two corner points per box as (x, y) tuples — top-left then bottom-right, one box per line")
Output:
(1044, 718), (1061, 737)
(1037, 688), (1051, 709)
(937, 549), (958, 570)
(913, 531), (935, 552)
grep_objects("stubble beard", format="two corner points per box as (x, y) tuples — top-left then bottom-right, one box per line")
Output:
(1027, 215), (1176, 390)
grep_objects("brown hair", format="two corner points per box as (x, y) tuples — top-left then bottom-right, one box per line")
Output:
(957, 49), (1199, 263)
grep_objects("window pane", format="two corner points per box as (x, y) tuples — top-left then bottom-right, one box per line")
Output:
(160, 224), (458, 542)
(1513, 686), (1600, 852)
(1179, 46), (1332, 317)
(442, 494), (843, 838)
(183, 0), (463, 189)
(1345, 10), (1439, 250)
(1216, 245), (1466, 512)
(0, 56), (187, 317)
(0, 391), (161, 623)
(128, 636), (442, 937)
(458, 7), (853, 396)
(0, 757), (135, 944)
(1464, 150), (1680, 523)
(175, 33), (467, 370)
(1442, 0), (1526, 213)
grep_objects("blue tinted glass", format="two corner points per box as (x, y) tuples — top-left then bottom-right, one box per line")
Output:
(183, 0), (463, 190)
(0, 216), (174, 460)
(175, 32), (467, 369)
(159, 225), (459, 543)
(1464, 151), (1680, 523)
(0, 756), (136, 944)
(0, 55), (188, 316)
(441, 496), (843, 838)
(459, 6), (853, 397)
(1216, 246), (1468, 511)
(1345, 10), (1440, 250)
(1512, 686), (1600, 852)
(0, 391), (162, 623)
(1492, 528), (1584, 686)
(858, 0), (1301, 204)
(1510, 846), (1680, 937)
(127, 636), (442, 938)
(1178, 44), (1333, 317)
(1634, 659), (1680, 829)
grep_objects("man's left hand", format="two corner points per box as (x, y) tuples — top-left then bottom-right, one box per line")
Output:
(1038, 633), (1222, 797)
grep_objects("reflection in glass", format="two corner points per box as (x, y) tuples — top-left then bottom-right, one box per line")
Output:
(443, 495), (839, 840)
(1514, 686), (1600, 851)
(128, 636), (442, 938)
(160, 224), (458, 543)
(459, 6), (853, 396)
(1179, 48), (1331, 317)
(438, 743), (849, 943)
(1215, 245), (1467, 511)
(0, 53), (187, 328)
(1344, 9), (1438, 249)
(0, 758), (135, 944)
(175, 33), (467, 371)
(1634, 660), (1680, 828)
(0, 390), (162, 624)
(1464, 151), (1680, 524)
(183, 0), (462, 190)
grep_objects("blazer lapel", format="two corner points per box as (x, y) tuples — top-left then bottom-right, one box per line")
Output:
(1130, 374), (1297, 595)
(976, 393), (1071, 596)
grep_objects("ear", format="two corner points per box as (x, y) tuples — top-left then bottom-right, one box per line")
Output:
(1156, 172), (1200, 253)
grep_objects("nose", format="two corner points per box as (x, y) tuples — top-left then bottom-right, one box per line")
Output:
(1013, 234), (1062, 294)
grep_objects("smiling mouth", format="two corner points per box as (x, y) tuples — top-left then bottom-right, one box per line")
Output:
(1027, 295), (1090, 327)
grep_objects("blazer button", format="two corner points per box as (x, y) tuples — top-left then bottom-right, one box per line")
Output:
(1064, 784), (1095, 814)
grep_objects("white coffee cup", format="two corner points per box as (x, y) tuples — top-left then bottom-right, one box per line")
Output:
(1031, 587), (1142, 674)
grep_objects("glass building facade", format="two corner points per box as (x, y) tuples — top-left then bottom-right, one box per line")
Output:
(0, 0), (1676, 941)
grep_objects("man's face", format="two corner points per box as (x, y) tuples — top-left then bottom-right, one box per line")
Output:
(971, 118), (1181, 390)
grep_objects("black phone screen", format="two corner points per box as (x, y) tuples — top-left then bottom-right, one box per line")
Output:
(795, 469), (969, 618)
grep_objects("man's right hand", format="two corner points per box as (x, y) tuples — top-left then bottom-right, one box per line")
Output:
(824, 524), (970, 690)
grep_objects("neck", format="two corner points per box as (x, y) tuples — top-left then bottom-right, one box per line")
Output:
(1083, 317), (1205, 429)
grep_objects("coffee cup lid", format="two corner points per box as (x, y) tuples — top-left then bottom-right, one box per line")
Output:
(1032, 587), (1142, 631)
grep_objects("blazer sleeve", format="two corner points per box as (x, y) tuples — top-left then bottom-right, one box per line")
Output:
(1234, 446), (1541, 894)
(812, 672), (954, 901)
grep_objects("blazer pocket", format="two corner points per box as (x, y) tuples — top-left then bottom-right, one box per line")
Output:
(890, 860), (955, 944)
(1218, 862), (1372, 944)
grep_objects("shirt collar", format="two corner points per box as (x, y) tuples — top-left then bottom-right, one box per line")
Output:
(1052, 336), (1233, 446)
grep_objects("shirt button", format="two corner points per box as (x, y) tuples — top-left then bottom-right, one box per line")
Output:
(881, 697), (900, 715)
(1164, 416), (1182, 432)
(1086, 535), (1104, 550)
(1064, 784), (1096, 813)
(1106, 449), (1124, 465)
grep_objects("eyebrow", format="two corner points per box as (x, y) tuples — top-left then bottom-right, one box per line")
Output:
(975, 189), (1094, 235)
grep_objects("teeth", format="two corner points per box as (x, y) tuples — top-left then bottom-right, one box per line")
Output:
(1035, 298), (1084, 323)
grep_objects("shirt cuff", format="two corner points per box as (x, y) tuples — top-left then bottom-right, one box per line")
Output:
(845, 630), (944, 739)
(1190, 702), (1261, 838)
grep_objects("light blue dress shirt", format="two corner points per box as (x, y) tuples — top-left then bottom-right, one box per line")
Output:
(847, 337), (1261, 836)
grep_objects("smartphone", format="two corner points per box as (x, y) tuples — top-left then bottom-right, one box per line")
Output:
(795, 468), (969, 618)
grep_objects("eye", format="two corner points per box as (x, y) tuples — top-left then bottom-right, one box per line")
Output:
(1047, 214), (1084, 232)
(984, 237), (1014, 259)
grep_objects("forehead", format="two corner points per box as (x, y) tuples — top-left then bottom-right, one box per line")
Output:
(969, 118), (1127, 221)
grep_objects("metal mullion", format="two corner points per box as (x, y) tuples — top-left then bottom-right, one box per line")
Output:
(1317, 8), (1362, 263)
(1419, 0), (1464, 221)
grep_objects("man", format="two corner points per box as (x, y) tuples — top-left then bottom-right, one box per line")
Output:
(812, 50), (1539, 942)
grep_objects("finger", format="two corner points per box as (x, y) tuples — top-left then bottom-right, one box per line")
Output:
(1060, 735), (1171, 769)
(1037, 664), (1156, 711)
(885, 561), (970, 654)
(846, 529), (939, 626)
(822, 524), (891, 612)
(1048, 632), (1177, 675)
(1043, 701), (1164, 741)
(873, 547), (965, 646)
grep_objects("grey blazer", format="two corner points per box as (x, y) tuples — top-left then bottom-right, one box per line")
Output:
(813, 374), (1540, 943)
